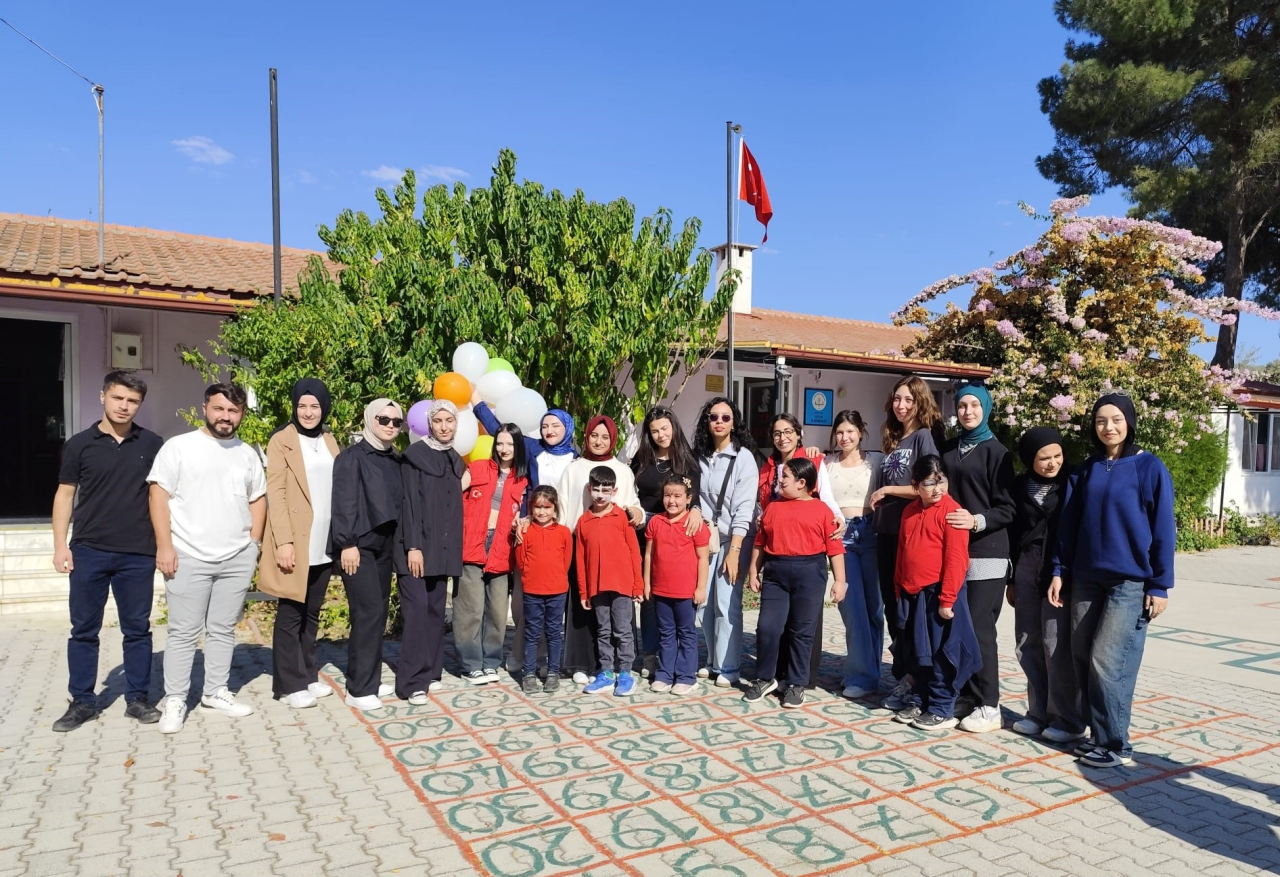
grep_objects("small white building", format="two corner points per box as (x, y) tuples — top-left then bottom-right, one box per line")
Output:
(1214, 380), (1280, 517)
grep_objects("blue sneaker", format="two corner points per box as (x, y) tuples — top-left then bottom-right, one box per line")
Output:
(584, 671), (615, 695)
(614, 672), (636, 697)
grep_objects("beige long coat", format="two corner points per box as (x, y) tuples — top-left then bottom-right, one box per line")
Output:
(258, 424), (340, 601)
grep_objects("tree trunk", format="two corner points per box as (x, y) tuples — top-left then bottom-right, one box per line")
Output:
(1212, 170), (1247, 369)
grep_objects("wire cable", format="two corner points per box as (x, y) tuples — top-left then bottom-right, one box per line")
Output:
(0, 16), (100, 87)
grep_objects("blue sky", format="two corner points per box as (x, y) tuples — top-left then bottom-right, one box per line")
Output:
(4, 1), (1277, 363)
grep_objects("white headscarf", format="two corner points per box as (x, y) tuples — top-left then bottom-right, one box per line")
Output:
(361, 398), (403, 451)
(422, 399), (458, 452)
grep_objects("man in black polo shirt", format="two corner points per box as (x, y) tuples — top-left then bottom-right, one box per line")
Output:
(51, 371), (165, 731)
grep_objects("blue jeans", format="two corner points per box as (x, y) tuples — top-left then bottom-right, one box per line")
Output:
(836, 517), (882, 691)
(654, 596), (698, 685)
(698, 537), (753, 678)
(1071, 578), (1149, 757)
(522, 592), (566, 676)
(68, 546), (155, 704)
(755, 554), (828, 688)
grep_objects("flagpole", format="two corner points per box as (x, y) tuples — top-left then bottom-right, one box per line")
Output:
(726, 121), (740, 406)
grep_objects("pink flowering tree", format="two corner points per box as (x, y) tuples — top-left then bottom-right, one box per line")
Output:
(893, 196), (1280, 480)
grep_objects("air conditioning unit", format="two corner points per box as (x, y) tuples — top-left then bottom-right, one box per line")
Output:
(111, 333), (143, 369)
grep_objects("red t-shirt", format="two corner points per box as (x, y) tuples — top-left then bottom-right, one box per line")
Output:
(575, 505), (644, 599)
(515, 522), (573, 596)
(645, 513), (710, 599)
(754, 498), (843, 557)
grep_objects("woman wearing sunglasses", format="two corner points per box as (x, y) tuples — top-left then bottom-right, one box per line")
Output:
(331, 399), (405, 710)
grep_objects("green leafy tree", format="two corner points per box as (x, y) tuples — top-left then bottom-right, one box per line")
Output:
(1037, 0), (1280, 368)
(181, 149), (734, 446)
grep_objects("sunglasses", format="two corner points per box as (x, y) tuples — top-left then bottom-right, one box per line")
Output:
(707, 413), (733, 424)
(375, 416), (404, 428)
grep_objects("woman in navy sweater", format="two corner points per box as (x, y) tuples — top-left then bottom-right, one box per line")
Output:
(1051, 393), (1175, 769)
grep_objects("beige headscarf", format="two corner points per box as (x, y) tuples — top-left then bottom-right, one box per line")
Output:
(423, 399), (459, 452)
(361, 398), (404, 451)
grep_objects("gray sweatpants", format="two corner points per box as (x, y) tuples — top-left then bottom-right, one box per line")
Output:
(163, 543), (259, 701)
(454, 565), (511, 674)
(592, 592), (635, 674)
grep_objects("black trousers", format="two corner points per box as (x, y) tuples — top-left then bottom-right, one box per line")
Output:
(561, 560), (599, 676)
(340, 532), (393, 698)
(396, 574), (448, 698)
(776, 611), (823, 688)
(876, 537), (907, 680)
(271, 564), (332, 697)
(962, 576), (1006, 707)
(755, 555), (827, 689)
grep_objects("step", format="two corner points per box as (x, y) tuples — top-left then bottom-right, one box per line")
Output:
(0, 527), (56, 553)
(0, 567), (165, 616)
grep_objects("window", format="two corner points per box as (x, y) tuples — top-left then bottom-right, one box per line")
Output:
(1241, 412), (1278, 472)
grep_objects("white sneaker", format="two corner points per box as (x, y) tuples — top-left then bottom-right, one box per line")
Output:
(407, 691), (429, 706)
(959, 705), (1002, 733)
(697, 667), (710, 679)
(345, 693), (383, 711)
(1042, 726), (1088, 744)
(200, 687), (254, 718)
(378, 683), (394, 697)
(842, 685), (876, 699)
(572, 671), (589, 685)
(714, 674), (737, 689)
(308, 682), (335, 698)
(429, 681), (443, 693)
(1012, 717), (1045, 736)
(484, 668), (500, 683)
(281, 690), (317, 709)
(158, 697), (186, 734)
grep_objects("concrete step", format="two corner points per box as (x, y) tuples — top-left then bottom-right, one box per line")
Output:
(0, 526), (56, 553)
(0, 525), (164, 614)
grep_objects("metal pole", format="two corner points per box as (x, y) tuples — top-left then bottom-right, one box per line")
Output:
(269, 68), (282, 305)
(93, 84), (104, 269)
(726, 121), (736, 405)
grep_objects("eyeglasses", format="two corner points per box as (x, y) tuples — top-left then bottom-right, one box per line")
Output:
(707, 413), (733, 424)
(374, 416), (404, 428)
(920, 479), (947, 489)
(772, 429), (797, 439)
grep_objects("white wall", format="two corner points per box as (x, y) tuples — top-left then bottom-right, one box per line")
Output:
(1217, 408), (1280, 516)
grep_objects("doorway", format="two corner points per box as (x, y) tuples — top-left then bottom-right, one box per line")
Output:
(743, 378), (778, 450)
(0, 317), (69, 518)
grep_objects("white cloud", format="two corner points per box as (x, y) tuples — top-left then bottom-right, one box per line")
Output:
(362, 165), (405, 182)
(172, 136), (235, 166)
(297, 169), (317, 185)
(418, 165), (469, 182)
(758, 246), (780, 256)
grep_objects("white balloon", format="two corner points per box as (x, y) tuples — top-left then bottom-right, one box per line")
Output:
(496, 387), (548, 436)
(476, 370), (522, 405)
(452, 342), (490, 383)
(452, 410), (480, 457)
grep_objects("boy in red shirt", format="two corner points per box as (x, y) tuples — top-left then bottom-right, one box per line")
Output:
(576, 467), (644, 696)
(893, 455), (981, 730)
(643, 476), (710, 695)
(515, 486), (573, 695)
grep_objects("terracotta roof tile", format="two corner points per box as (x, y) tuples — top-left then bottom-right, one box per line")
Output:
(0, 213), (332, 297)
(721, 307), (920, 355)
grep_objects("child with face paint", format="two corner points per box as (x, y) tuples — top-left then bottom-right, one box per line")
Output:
(574, 466), (645, 696)
(891, 455), (981, 731)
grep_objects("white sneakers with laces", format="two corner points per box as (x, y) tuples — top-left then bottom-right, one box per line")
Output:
(158, 697), (187, 735)
(959, 705), (1002, 733)
(200, 687), (254, 718)
(281, 690), (317, 709)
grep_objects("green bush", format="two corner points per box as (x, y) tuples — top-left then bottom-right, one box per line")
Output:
(1164, 422), (1227, 517)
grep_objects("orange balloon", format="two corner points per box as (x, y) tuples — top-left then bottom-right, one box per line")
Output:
(432, 372), (472, 408)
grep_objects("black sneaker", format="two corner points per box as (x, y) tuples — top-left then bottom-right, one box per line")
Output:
(911, 712), (959, 730)
(1078, 747), (1133, 768)
(742, 679), (779, 704)
(52, 701), (98, 732)
(462, 670), (488, 685)
(521, 675), (541, 695)
(893, 704), (923, 724)
(124, 700), (161, 724)
(542, 674), (560, 694)
(780, 687), (804, 709)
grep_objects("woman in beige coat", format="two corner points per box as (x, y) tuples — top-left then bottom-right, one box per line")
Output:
(260, 379), (340, 709)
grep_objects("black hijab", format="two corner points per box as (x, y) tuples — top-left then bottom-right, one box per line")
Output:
(1019, 426), (1066, 484)
(290, 378), (331, 438)
(1089, 393), (1139, 458)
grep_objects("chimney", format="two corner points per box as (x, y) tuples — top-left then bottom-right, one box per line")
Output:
(710, 242), (757, 315)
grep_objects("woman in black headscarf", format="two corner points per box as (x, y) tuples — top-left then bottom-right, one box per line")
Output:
(1007, 426), (1083, 743)
(260, 380), (341, 709)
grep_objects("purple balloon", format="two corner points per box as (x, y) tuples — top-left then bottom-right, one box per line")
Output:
(406, 399), (433, 437)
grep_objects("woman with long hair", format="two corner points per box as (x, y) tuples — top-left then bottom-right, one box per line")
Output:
(631, 406), (703, 677)
(1052, 393), (1174, 768)
(692, 396), (761, 688)
(825, 409), (885, 699)
(869, 375), (945, 710)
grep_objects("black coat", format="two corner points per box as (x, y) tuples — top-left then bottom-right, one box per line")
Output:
(330, 440), (402, 553)
(940, 436), (1017, 560)
(1009, 468), (1071, 593)
(396, 442), (465, 578)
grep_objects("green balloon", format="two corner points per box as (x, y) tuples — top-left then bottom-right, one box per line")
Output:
(486, 358), (515, 373)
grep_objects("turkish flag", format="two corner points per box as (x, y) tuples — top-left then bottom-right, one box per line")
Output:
(738, 140), (773, 242)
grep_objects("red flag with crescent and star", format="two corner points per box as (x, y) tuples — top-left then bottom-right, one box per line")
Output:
(738, 140), (773, 243)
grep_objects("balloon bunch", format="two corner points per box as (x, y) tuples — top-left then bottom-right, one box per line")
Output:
(405, 342), (548, 463)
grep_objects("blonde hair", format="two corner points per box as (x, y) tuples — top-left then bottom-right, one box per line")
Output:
(881, 375), (944, 453)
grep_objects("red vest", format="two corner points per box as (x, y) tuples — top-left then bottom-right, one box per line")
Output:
(462, 460), (528, 574)
(757, 447), (824, 512)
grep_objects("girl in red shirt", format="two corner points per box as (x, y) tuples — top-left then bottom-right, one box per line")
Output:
(643, 476), (710, 695)
(893, 455), (981, 730)
(745, 458), (846, 709)
(514, 486), (573, 694)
